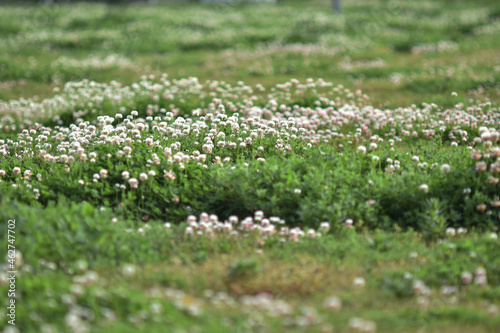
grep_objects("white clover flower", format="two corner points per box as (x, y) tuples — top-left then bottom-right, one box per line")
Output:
(441, 164), (451, 173)
(353, 277), (366, 288)
(99, 169), (108, 179)
(419, 184), (429, 193)
(319, 222), (330, 232)
(185, 226), (194, 237)
(323, 296), (342, 311)
(445, 227), (456, 237)
(128, 178), (139, 189)
(121, 264), (137, 277)
(357, 145), (367, 154)
(460, 272), (473, 285)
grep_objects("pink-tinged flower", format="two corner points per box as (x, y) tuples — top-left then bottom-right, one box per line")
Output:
(471, 151), (482, 160)
(164, 170), (175, 181)
(24, 170), (32, 178)
(412, 155), (419, 162)
(324, 296), (342, 311)
(476, 204), (487, 212)
(476, 267), (487, 277)
(366, 199), (376, 206)
(460, 272), (473, 285)
(345, 219), (353, 228)
(121, 171), (130, 179)
(0, 170), (5, 177)
(200, 213), (209, 222)
(475, 161), (487, 172)
(139, 173), (148, 181)
(349, 318), (364, 331)
(417, 296), (429, 308)
(320, 222), (330, 232)
(490, 162), (500, 174)
(128, 178), (139, 189)
(290, 229), (300, 242)
(280, 226), (290, 236)
(357, 145), (366, 154)
(488, 305), (499, 316)
(307, 229), (316, 238)
(100, 169), (108, 179)
(474, 268), (488, 286)
(13, 167), (21, 175)
(148, 170), (156, 177)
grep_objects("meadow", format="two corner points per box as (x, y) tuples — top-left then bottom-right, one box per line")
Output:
(0, 0), (500, 332)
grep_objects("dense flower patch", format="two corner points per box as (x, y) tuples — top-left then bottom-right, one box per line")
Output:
(0, 76), (499, 231)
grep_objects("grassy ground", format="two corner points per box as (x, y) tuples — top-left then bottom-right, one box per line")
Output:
(0, 0), (500, 332)
(0, 0), (499, 105)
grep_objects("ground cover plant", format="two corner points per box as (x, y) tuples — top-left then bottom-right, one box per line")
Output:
(0, 0), (500, 332)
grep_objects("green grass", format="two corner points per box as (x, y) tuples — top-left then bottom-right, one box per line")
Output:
(1, 200), (500, 332)
(0, 0), (499, 105)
